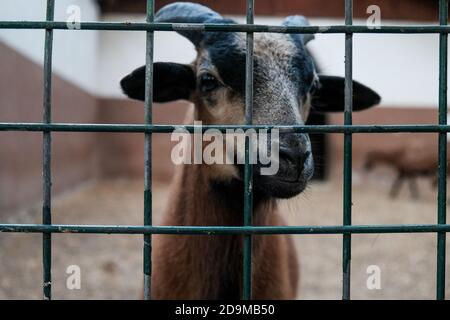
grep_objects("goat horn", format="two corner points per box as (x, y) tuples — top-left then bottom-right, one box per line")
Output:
(282, 16), (315, 45)
(156, 2), (226, 46)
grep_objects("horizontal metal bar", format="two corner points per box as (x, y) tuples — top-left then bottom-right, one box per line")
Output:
(1, 21), (450, 34)
(1, 224), (450, 235)
(1, 123), (450, 133)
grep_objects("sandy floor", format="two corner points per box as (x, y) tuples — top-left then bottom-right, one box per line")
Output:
(0, 176), (449, 300)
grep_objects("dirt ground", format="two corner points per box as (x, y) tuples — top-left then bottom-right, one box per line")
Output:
(1, 174), (449, 300)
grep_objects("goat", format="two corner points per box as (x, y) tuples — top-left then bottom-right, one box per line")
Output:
(364, 141), (445, 199)
(120, 2), (380, 299)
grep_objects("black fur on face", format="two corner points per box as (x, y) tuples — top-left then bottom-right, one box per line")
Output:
(200, 32), (317, 106)
(195, 32), (317, 198)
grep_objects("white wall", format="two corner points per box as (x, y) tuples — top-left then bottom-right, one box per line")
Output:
(0, 0), (100, 95)
(0, 4), (445, 108)
(310, 20), (440, 108)
(99, 14), (442, 108)
(98, 14), (197, 98)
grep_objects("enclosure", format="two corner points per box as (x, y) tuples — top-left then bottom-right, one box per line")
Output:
(0, 0), (449, 300)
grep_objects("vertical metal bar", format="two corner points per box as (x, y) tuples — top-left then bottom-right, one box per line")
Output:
(243, 0), (254, 301)
(342, 0), (353, 300)
(437, 0), (448, 301)
(42, 0), (55, 301)
(143, 0), (154, 300)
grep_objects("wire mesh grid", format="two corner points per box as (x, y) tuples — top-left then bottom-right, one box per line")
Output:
(0, 0), (448, 300)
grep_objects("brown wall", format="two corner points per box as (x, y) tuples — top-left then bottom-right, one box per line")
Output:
(0, 41), (189, 215)
(100, 0), (439, 22)
(0, 42), (99, 215)
(97, 99), (189, 182)
(328, 108), (440, 178)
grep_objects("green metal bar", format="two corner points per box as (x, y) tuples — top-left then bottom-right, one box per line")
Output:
(2, 21), (450, 34)
(143, 0), (154, 301)
(42, 0), (54, 301)
(342, 0), (353, 300)
(1, 224), (450, 235)
(4, 123), (450, 133)
(437, 0), (448, 301)
(243, 0), (254, 301)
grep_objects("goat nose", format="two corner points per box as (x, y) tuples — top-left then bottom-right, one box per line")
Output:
(279, 147), (310, 170)
(299, 151), (311, 169)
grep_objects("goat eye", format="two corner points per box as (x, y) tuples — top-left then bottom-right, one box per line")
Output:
(199, 73), (219, 93)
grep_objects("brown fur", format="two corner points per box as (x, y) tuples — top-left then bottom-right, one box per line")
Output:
(152, 161), (299, 299)
(152, 109), (299, 299)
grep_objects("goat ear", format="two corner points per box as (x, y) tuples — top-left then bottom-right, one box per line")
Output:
(311, 75), (381, 112)
(120, 62), (196, 102)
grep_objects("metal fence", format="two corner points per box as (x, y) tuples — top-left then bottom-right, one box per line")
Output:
(0, 0), (448, 300)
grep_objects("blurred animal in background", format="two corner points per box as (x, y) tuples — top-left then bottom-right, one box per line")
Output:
(364, 141), (448, 199)
(121, 2), (381, 299)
